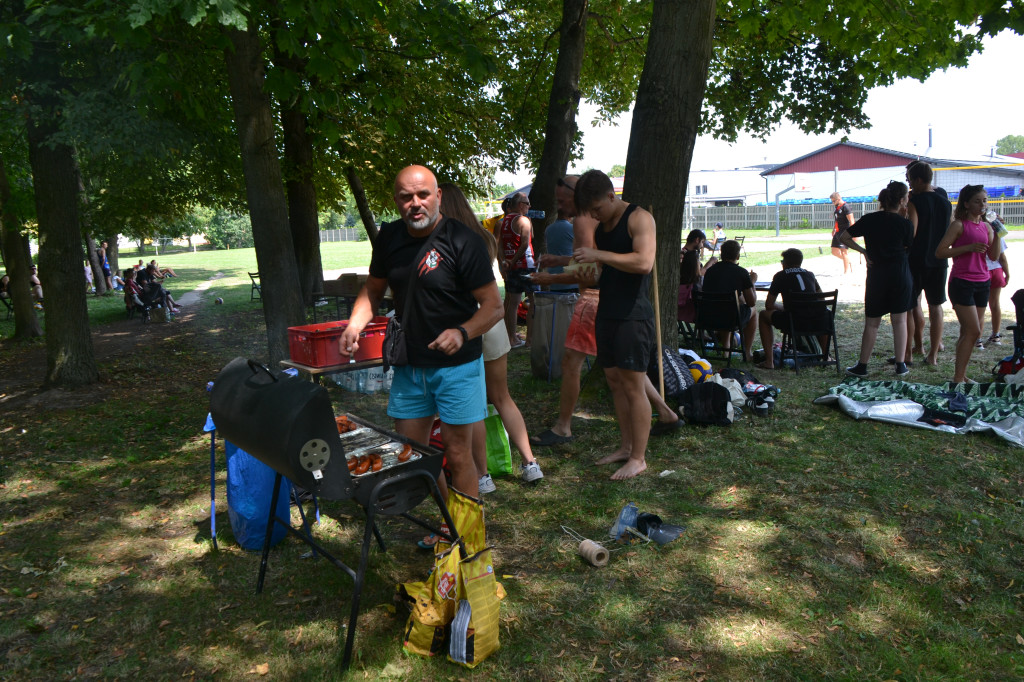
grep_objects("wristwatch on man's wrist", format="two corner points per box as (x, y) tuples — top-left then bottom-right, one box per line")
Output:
(457, 326), (469, 343)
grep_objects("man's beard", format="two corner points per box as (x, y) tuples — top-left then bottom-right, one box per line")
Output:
(405, 206), (439, 231)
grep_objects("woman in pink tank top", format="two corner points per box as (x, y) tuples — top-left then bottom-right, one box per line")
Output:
(934, 185), (1003, 383)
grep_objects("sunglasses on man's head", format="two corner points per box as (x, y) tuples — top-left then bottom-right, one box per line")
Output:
(557, 177), (576, 191)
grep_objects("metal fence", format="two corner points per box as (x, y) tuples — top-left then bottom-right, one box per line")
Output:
(319, 228), (366, 243)
(686, 198), (1024, 233)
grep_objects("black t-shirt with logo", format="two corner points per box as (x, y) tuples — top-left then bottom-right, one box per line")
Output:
(768, 267), (819, 302)
(370, 218), (494, 367)
(833, 203), (853, 233)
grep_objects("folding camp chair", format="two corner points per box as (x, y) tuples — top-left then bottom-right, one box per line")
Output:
(677, 284), (699, 351)
(779, 290), (840, 374)
(693, 289), (746, 366)
(249, 272), (262, 301)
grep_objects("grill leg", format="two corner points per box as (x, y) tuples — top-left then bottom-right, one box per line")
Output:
(342, 504), (379, 670)
(256, 473), (284, 594)
(371, 520), (386, 552)
(209, 430), (218, 551)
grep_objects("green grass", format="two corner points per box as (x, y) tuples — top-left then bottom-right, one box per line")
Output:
(2, 249), (1023, 680)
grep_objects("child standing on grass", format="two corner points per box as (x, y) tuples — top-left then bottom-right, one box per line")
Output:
(934, 185), (1003, 384)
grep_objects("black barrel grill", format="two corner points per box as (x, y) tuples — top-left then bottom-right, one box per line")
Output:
(209, 357), (461, 671)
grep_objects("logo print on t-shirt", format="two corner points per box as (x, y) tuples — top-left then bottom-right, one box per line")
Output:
(417, 248), (443, 277)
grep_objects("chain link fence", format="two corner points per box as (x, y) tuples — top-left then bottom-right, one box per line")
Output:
(686, 198), (1023, 233)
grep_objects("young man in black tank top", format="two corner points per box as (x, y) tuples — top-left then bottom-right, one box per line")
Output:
(572, 170), (658, 481)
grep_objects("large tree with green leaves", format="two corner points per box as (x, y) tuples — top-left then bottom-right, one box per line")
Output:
(622, 0), (1024, 352)
(996, 135), (1024, 156)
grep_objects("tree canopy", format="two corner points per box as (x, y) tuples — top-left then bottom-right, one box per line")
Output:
(996, 134), (1024, 155)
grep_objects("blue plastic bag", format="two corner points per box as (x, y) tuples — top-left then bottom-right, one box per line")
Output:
(225, 441), (290, 550)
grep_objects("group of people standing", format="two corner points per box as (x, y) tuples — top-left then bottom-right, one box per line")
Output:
(838, 161), (1008, 383)
(339, 164), (671, 508)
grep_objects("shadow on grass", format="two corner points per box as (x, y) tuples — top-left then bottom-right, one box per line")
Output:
(2, 295), (1023, 680)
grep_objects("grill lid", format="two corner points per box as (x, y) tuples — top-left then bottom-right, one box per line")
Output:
(210, 357), (352, 500)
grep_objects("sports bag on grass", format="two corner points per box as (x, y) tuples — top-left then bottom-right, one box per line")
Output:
(706, 373), (747, 409)
(677, 382), (734, 426)
(648, 349), (695, 400)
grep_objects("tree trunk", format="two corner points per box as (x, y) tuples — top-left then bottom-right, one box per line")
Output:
(26, 79), (98, 387)
(107, 237), (120, 280)
(272, 37), (324, 304)
(280, 106), (323, 304)
(0, 154), (43, 340)
(76, 163), (107, 295)
(223, 25), (305, 363)
(345, 166), (378, 244)
(84, 234), (104, 294)
(622, 0), (716, 353)
(529, 0), (588, 253)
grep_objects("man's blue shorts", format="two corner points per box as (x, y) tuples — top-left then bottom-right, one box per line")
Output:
(388, 357), (486, 425)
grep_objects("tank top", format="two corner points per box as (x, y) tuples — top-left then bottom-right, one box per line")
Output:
(950, 219), (991, 283)
(499, 213), (535, 269)
(594, 204), (653, 320)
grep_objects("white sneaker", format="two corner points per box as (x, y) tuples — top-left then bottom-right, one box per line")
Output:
(521, 461), (544, 483)
(478, 474), (496, 495)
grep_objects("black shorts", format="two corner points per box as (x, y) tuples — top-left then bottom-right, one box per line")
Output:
(910, 262), (948, 306)
(830, 232), (847, 249)
(505, 268), (537, 294)
(739, 304), (752, 327)
(595, 317), (655, 372)
(865, 264), (913, 318)
(947, 277), (990, 308)
(770, 309), (791, 329)
(102, 266), (111, 277)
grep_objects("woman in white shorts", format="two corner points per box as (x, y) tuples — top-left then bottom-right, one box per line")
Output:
(441, 184), (543, 492)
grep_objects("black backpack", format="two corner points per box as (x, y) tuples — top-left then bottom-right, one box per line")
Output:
(648, 349), (695, 400)
(677, 382), (734, 426)
(718, 367), (760, 386)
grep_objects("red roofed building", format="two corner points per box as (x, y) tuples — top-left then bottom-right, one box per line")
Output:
(761, 141), (1024, 203)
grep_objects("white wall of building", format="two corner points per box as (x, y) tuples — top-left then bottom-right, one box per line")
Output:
(687, 167), (766, 205)
(764, 166), (906, 203)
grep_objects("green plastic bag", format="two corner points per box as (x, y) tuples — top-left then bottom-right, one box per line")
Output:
(483, 404), (514, 477)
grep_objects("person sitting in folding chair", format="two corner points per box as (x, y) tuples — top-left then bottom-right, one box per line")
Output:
(702, 239), (757, 360)
(756, 248), (823, 369)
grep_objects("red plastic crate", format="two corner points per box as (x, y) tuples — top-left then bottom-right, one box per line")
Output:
(288, 317), (388, 367)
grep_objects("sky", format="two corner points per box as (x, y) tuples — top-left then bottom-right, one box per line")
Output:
(497, 30), (1024, 187)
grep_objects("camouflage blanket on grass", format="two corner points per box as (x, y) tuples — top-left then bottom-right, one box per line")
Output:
(814, 378), (1024, 448)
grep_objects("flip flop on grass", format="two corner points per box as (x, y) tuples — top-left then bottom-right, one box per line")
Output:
(529, 429), (574, 446)
(755, 361), (778, 370)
